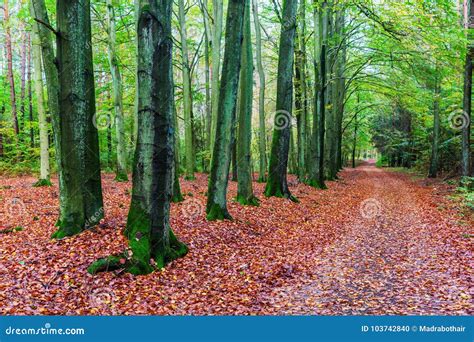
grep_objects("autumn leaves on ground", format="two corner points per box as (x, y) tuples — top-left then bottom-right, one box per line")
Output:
(0, 162), (472, 315)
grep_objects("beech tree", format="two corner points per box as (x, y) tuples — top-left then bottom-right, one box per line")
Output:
(52, 0), (104, 238)
(29, 16), (50, 186)
(252, 0), (267, 182)
(264, 0), (298, 200)
(206, 0), (247, 220)
(236, 0), (258, 206)
(106, 0), (128, 181)
(89, 0), (187, 274)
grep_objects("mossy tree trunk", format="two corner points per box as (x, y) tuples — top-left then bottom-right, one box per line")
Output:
(206, 0), (246, 221)
(252, 0), (267, 183)
(52, 0), (104, 238)
(106, 0), (128, 182)
(264, 0), (298, 201)
(89, 0), (187, 275)
(236, 0), (258, 206)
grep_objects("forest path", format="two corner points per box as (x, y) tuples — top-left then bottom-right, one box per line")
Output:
(261, 163), (472, 315)
(0, 164), (471, 315)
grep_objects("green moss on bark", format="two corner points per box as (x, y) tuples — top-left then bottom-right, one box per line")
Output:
(33, 178), (52, 187)
(236, 195), (260, 206)
(206, 203), (233, 221)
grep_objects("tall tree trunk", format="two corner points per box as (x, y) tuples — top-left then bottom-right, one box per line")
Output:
(334, 10), (346, 172)
(90, 0), (187, 275)
(462, 0), (474, 176)
(352, 96), (359, 169)
(52, 0), (104, 238)
(3, 0), (19, 135)
(200, 0), (212, 156)
(252, 0), (267, 183)
(31, 27), (50, 185)
(0, 104), (4, 156)
(308, 0), (327, 189)
(206, 0), (246, 221)
(30, 0), (63, 203)
(294, 0), (307, 182)
(236, 1), (258, 206)
(178, 0), (195, 180)
(264, 0), (298, 201)
(429, 78), (441, 178)
(172, 103), (184, 203)
(106, 0), (128, 181)
(209, 0), (224, 151)
(19, 30), (28, 136)
(27, 33), (35, 148)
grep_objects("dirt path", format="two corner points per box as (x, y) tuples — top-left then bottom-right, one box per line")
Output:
(261, 163), (472, 315)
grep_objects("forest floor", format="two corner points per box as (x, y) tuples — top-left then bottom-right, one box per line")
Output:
(0, 162), (472, 315)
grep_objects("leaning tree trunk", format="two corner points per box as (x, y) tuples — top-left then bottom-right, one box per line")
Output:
(3, 0), (19, 136)
(89, 0), (187, 275)
(31, 25), (51, 186)
(106, 0), (128, 182)
(236, 0), (258, 206)
(264, 0), (298, 201)
(52, 0), (104, 238)
(206, 0), (246, 221)
(178, 0), (195, 180)
(252, 0), (267, 183)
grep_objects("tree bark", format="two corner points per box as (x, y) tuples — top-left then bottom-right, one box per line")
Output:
(294, 0), (307, 182)
(252, 0), (267, 183)
(52, 0), (104, 238)
(206, 0), (246, 221)
(209, 0), (224, 151)
(178, 0), (195, 180)
(27, 33), (35, 148)
(106, 0), (128, 181)
(428, 77), (441, 178)
(264, 0), (298, 201)
(200, 0), (212, 156)
(236, 1), (258, 205)
(90, 0), (187, 275)
(308, 0), (327, 189)
(3, 0), (19, 135)
(462, 0), (474, 176)
(31, 27), (51, 185)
